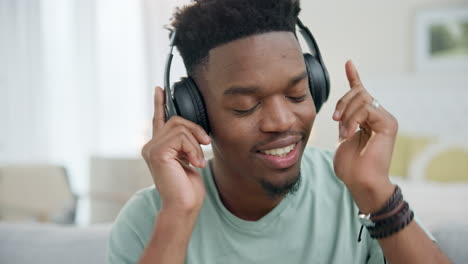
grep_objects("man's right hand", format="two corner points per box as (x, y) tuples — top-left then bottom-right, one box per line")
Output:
(141, 86), (211, 215)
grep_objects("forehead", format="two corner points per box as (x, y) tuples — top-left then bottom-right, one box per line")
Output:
(199, 32), (305, 92)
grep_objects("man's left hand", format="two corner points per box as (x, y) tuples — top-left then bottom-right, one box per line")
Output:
(332, 60), (397, 214)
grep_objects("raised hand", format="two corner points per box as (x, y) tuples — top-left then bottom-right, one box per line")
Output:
(332, 61), (397, 214)
(141, 87), (211, 213)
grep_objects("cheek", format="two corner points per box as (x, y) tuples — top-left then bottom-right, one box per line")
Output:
(207, 106), (255, 147)
(297, 99), (316, 125)
(211, 122), (255, 163)
(212, 117), (256, 145)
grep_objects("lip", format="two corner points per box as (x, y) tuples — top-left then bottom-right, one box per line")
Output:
(255, 140), (302, 169)
(255, 135), (302, 152)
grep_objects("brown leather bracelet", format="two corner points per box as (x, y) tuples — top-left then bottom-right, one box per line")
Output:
(373, 200), (408, 225)
(368, 200), (414, 239)
(358, 185), (402, 220)
(373, 185), (402, 216)
(371, 199), (405, 222)
(372, 210), (414, 239)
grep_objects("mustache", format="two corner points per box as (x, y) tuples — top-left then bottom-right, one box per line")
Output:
(253, 130), (305, 150)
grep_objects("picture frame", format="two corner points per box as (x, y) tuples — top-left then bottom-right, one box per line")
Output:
(415, 7), (468, 72)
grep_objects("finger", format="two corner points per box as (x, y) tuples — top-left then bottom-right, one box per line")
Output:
(366, 104), (398, 137)
(177, 131), (206, 168)
(152, 86), (166, 137)
(155, 129), (199, 168)
(166, 116), (211, 145)
(161, 124), (206, 167)
(342, 99), (397, 138)
(179, 127), (206, 167)
(345, 60), (362, 88)
(140, 143), (154, 174)
(341, 106), (371, 138)
(339, 90), (372, 131)
(338, 121), (346, 141)
(144, 125), (205, 170)
(333, 87), (361, 121)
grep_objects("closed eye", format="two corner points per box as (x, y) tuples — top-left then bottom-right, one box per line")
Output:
(287, 94), (307, 102)
(233, 103), (260, 116)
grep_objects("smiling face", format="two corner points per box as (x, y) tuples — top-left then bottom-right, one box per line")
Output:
(196, 31), (316, 199)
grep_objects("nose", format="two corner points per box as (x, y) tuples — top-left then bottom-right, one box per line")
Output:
(259, 97), (296, 133)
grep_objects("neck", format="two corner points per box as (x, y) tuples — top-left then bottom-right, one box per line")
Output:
(209, 159), (285, 221)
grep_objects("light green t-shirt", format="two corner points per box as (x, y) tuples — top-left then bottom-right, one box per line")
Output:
(107, 147), (430, 263)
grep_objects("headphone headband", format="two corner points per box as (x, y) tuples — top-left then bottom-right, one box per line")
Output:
(296, 19), (323, 66)
(296, 18), (330, 93)
(164, 30), (178, 120)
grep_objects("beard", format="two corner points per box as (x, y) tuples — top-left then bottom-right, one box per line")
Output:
(260, 171), (302, 200)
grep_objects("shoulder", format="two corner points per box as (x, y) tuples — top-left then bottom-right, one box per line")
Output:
(107, 185), (160, 263)
(116, 185), (161, 223)
(301, 146), (350, 206)
(301, 146), (338, 184)
(302, 146), (335, 165)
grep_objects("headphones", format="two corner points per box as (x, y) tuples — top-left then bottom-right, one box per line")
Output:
(164, 18), (330, 134)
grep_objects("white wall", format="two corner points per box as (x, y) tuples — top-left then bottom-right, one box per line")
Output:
(299, 0), (468, 150)
(366, 72), (468, 140)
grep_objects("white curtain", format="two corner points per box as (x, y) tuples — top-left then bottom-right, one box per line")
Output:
(0, 0), (46, 164)
(0, 0), (191, 224)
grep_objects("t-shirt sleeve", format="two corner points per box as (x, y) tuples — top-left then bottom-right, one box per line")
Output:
(366, 216), (436, 264)
(106, 191), (158, 264)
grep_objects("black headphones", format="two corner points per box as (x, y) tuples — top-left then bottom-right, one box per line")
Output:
(164, 18), (330, 134)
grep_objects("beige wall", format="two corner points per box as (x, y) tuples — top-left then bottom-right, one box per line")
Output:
(299, 0), (468, 150)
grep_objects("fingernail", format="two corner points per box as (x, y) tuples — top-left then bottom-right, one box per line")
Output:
(333, 110), (340, 119)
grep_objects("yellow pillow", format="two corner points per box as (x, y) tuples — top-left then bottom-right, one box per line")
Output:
(425, 148), (468, 182)
(390, 135), (409, 177)
(390, 134), (434, 178)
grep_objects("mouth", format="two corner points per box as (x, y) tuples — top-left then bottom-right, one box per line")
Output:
(255, 141), (301, 169)
(259, 143), (296, 157)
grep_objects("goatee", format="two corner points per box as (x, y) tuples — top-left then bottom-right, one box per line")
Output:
(260, 171), (302, 200)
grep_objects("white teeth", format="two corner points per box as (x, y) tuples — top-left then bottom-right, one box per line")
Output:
(261, 143), (295, 157)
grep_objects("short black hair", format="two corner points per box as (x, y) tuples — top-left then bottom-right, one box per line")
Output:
(170, 0), (301, 77)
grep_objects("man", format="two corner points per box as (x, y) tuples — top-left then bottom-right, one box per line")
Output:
(107, 0), (451, 263)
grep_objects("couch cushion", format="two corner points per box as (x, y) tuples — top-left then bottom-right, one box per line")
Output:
(389, 133), (434, 178)
(432, 222), (468, 264)
(0, 222), (111, 264)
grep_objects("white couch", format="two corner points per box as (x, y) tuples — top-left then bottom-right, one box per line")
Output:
(1, 221), (468, 263)
(0, 222), (111, 264)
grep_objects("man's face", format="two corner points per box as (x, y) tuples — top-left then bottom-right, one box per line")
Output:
(197, 31), (316, 197)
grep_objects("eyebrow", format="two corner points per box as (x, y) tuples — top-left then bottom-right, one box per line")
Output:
(223, 71), (308, 96)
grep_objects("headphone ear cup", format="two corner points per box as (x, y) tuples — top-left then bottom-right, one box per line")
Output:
(173, 77), (211, 133)
(303, 53), (330, 113)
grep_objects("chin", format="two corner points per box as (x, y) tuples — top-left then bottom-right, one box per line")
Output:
(260, 169), (302, 199)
